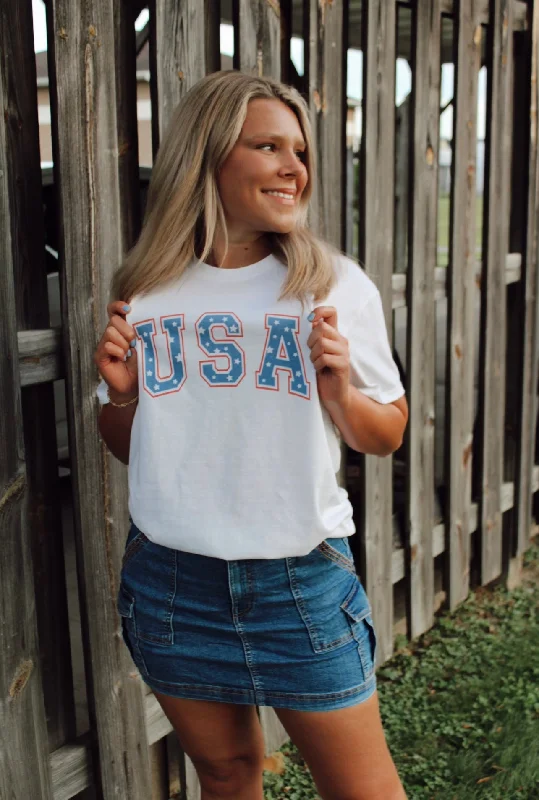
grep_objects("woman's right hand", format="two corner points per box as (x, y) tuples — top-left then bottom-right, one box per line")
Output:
(94, 301), (138, 398)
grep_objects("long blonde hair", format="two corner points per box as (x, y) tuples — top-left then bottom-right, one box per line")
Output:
(111, 70), (338, 307)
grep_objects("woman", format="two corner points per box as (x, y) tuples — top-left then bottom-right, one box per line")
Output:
(95, 70), (408, 800)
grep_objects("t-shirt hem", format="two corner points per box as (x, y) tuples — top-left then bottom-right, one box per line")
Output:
(359, 384), (405, 405)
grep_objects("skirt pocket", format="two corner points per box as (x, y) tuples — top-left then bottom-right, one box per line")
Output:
(341, 581), (378, 680)
(122, 523), (151, 571)
(286, 540), (371, 656)
(315, 536), (357, 575)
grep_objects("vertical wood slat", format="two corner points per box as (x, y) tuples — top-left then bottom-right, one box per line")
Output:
(516, 1), (539, 555)
(477, 0), (513, 584)
(306, 0), (345, 248)
(4, 0), (77, 753)
(238, 0), (282, 79)
(406, 0), (441, 639)
(46, 1), (152, 797)
(360, 0), (397, 665)
(504, 28), (528, 568)
(446, 0), (482, 608)
(151, 0), (209, 152)
(518, 2), (539, 546)
(0, 2), (53, 795)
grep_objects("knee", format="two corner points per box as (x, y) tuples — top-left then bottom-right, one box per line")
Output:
(193, 753), (263, 797)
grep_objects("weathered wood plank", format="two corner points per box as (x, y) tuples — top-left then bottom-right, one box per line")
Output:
(392, 480), (516, 586)
(359, 0), (397, 665)
(3, 0), (75, 753)
(504, 25), (530, 567)
(445, 0), (482, 609)
(406, 0), (441, 639)
(50, 737), (93, 800)
(307, 0), (345, 247)
(477, 0), (513, 585)
(258, 706), (289, 755)
(46, 0), (151, 796)
(0, 2), (53, 795)
(151, 0), (209, 151)
(18, 328), (64, 386)
(440, 0), (527, 30)
(516, 1), (539, 554)
(238, 0), (281, 79)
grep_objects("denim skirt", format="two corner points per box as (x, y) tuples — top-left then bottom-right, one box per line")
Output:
(117, 521), (378, 712)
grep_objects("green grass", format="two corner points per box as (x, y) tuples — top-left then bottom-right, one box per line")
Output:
(263, 539), (539, 799)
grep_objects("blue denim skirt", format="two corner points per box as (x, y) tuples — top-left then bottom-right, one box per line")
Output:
(117, 521), (378, 712)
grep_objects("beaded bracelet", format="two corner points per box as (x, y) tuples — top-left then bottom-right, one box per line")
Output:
(109, 394), (139, 408)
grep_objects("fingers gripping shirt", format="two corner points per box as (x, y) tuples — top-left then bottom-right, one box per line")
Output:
(96, 253), (404, 560)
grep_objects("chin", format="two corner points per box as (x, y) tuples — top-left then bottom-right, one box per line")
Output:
(267, 218), (298, 235)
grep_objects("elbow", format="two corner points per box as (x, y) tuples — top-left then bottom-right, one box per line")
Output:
(376, 435), (403, 457)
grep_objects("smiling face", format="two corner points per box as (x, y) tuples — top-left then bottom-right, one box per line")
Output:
(216, 98), (309, 242)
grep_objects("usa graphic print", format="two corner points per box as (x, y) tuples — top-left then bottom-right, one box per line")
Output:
(256, 314), (310, 399)
(196, 312), (246, 386)
(134, 315), (187, 397)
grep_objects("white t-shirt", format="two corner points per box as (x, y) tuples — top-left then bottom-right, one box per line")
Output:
(97, 253), (404, 560)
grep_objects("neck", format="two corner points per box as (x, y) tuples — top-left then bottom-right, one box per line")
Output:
(207, 232), (273, 269)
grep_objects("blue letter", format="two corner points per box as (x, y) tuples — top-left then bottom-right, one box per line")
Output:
(196, 313), (246, 386)
(256, 315), (310, 399)
(134, 315), (186, 397)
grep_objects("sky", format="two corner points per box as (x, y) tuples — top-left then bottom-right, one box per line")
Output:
(32, 0), (485, 140)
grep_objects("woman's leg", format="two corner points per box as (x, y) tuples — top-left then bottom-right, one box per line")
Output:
(274, 690), (407, 800)
(153, 691), (266, 800)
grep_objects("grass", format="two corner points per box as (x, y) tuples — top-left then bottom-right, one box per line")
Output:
(263, 538), (539, 799)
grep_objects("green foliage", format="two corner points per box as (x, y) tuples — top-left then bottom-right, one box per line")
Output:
(263, 540), (539, 799)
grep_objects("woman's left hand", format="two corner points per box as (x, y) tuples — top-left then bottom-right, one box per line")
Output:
(307, 306), (350, 409)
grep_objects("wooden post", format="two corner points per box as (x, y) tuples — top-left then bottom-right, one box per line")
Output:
(445, 0), (482, 608)
(359, 0), (397, 665)
(2, 0), (77, 752)
(46, 0), (152, 795)
(0, 2), (54, 795)
(406, 0), (441, 639)
(306, 0), (345, 247)
(477, 0), (513, 585)
(238, 0), (282, 79)
(150, 0), (214, 152)
(514, 2), (539, 556)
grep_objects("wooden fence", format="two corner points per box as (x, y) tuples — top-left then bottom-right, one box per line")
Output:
(1, 0), (539, 798)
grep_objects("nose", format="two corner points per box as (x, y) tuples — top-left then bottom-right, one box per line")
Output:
(277, 147), (305, 176)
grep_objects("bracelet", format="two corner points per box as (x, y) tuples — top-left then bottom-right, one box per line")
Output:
(109, 394), (139, 408)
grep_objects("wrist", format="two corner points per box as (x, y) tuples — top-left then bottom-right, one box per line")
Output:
(108, 387), (138, 405)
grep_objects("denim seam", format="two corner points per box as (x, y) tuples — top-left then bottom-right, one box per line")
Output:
(227, 563), (264, 703)
(138, 671), (377, 704)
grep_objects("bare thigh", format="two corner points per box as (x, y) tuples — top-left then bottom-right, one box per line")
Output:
(152, 690), (265, 776)
(274, 691), (407, 800)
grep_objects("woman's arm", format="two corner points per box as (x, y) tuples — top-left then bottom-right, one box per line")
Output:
(324, 390), (408, 456)
(98, 388), (138, 465)
(307, 303), (408, 456)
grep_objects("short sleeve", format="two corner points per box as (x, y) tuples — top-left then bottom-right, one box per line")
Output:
(346, 290), (405, 404)
(96, 379), (110, 405)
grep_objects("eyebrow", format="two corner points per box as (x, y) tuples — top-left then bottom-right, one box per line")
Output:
(244, 133), (307, 147)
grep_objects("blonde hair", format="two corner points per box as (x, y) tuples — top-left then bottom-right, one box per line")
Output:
(111, 70), (339, 308)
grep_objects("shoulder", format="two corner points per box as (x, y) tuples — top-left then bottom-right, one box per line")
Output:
(324, 252), (380, 314)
